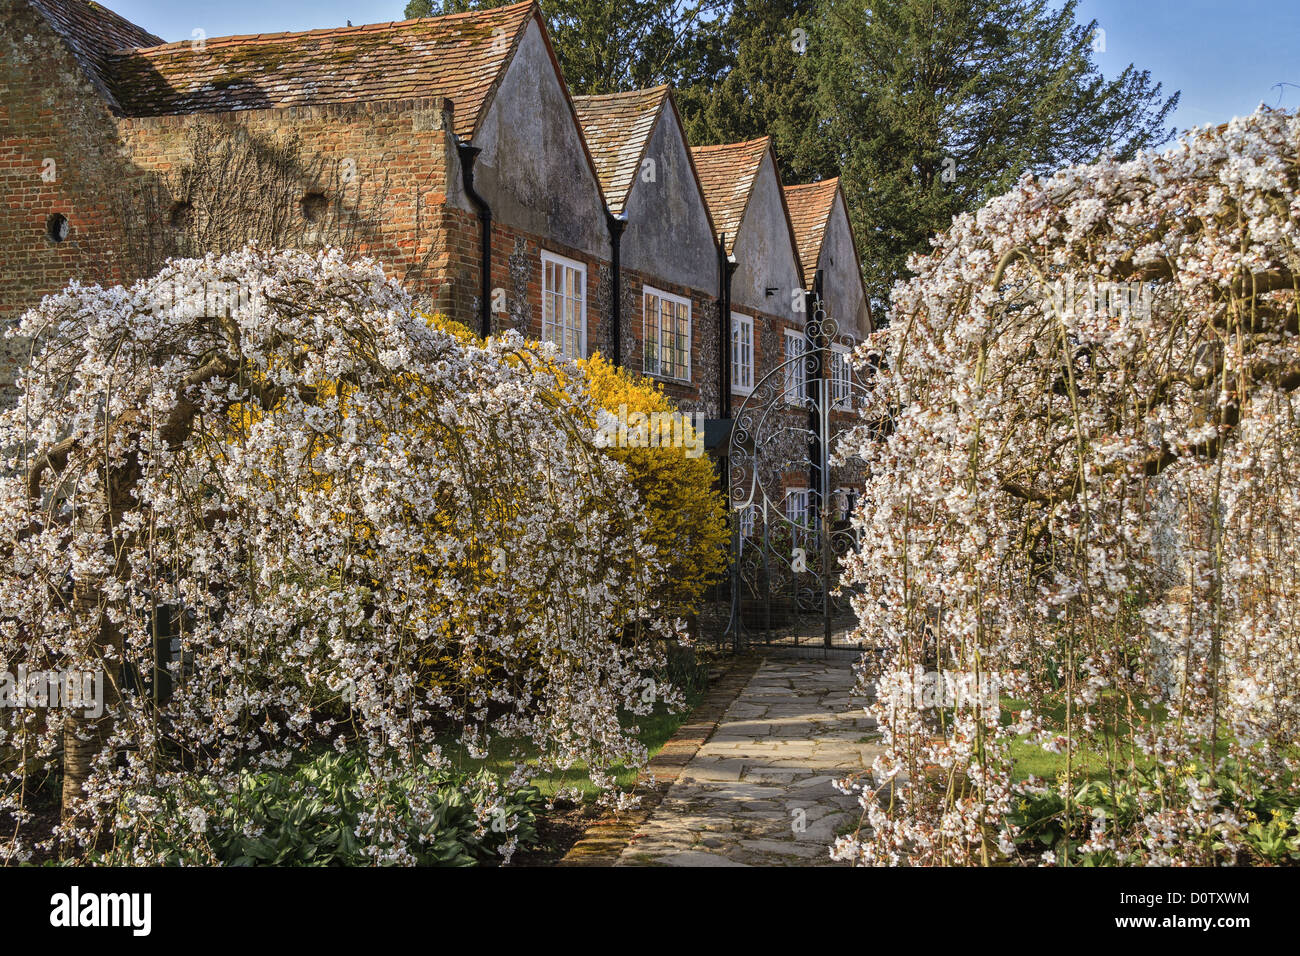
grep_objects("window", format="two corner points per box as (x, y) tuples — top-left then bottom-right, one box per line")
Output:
(542, 251), (587, 360)
(643, 286), (691, 381)
(736, 504), (756, 540)
(783, 329), (807, 405)
(786, 486), (815, 550)
(831, 343), (852, 409)
(785, 487), (810, 532)
(832, 487), (856, 523)
(731, 313), (754, 394)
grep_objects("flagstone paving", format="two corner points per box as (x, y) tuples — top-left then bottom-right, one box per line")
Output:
(616, 658), (879, 867)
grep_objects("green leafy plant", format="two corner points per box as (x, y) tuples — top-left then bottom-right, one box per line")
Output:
(106, 751), (545, 867)
(1006, 763), (1300, 866)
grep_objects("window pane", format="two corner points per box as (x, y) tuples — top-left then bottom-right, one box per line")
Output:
(785, 333), (804, 402)
(657, 299), (668, 374)
(644, 294), (658, 374)
(543, 262), (555, 345)
(743, 321), (753, 388)
(672, 312), (681, 374)
(561, 292), (571, 355)
(660, 321), (670, 375)
(681, 306), (691, 382)
(569, 282), (580, 358)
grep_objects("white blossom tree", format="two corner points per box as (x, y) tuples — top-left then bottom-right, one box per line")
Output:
(0, 246), (677, 863)
(836, 108), (1300, 865)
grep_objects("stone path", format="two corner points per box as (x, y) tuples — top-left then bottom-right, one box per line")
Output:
(616, 658), (879, 867)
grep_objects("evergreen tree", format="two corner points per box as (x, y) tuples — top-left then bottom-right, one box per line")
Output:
(676, 1), (836, 184)
(403, 0), (725, 95)
(807, 0), (1178, 313)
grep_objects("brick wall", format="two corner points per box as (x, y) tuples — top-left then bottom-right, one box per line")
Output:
(115, 99), (456, 309)
(0, 1), (139, 403)
(3, 3), (462, 402)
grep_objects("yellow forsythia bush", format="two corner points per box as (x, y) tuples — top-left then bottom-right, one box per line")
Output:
(425, 315), (728, 617)
(577, 353), (728, 616)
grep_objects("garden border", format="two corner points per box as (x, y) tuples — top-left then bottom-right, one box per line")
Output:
(556, 652), (764, 866)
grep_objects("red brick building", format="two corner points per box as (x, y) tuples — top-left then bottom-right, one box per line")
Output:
(1, 0), (872, 455)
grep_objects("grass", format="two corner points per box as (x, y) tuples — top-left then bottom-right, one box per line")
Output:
(1001, 692), (1161, 784)
(1006, 733), (1130, 783)
(434, 690), (707, 801)
(997, 691), (1242, 784)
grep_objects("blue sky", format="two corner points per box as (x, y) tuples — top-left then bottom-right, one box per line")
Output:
(1074, 0), (1300, 132)
(103, 0), (1298, 135)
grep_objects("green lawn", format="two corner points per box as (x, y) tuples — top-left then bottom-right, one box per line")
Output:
(435, 692), (705, 801)
(998, 692), (1230, 784)
(1005, 693), (1148, 783)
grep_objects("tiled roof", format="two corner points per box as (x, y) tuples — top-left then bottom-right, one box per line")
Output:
(27, 0), (163, 110)
(572, 86), (669, 216)
(104, 1), (537, 137)
(783, 178), (840, 280)
(689, 137), (771, 254)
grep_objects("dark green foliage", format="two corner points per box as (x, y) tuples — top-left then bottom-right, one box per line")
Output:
(111, 751), (545, 866)
(404, 0), (728, 94)
(675, 1), (834, 184)
(808, 0), (1177, 314)
(681, 0), (1177, 315)
(1007, 764), (1300, 866)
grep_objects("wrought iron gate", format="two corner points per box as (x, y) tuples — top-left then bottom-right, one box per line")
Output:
(722, 310), (870, 651)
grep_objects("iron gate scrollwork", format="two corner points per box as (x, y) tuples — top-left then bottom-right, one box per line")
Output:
(722, 308), (870, 650)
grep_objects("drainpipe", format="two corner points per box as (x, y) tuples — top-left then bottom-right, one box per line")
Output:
(717, 235), (737, 420)
(456, 140), (492, 338)
(718, 232), (737, 651)
(605, 209), (627, 366)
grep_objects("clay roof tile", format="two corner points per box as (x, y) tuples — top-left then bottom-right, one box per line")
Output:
(104, 0), (536, 137)
(783, 178), (841, 280)
(572, 85), (669, 216)
(689, 136), (771, 254)
(26, 0), (163, 110)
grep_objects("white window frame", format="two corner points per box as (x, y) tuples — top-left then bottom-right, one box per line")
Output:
(541, 250), (587, 360)
(785, 487), (810, 533)
(731, 312), (754, 395)
(643, 285), (692, 382)
(736, 503), (756, 540)
(831, 342), (852, 410)
(783, 329), (807, 406)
